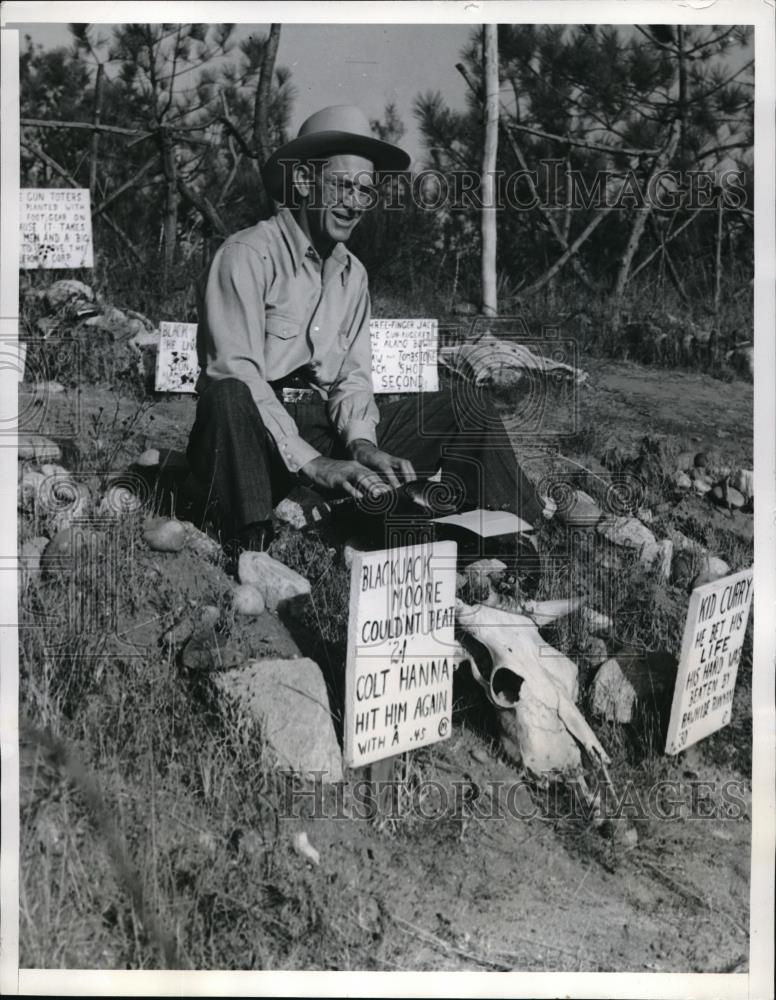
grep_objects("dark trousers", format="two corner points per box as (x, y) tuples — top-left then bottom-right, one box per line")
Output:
(185, 378), (542, 540)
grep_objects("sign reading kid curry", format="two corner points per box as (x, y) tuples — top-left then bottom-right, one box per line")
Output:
(665, 567), (753, 755)
(344, 541), (457, 767)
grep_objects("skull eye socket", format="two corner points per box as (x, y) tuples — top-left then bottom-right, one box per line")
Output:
(492, 668), (523, 707)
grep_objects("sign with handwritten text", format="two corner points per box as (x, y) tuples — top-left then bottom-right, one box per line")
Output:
(370, 318), (438, 393)
(20, 189), (93, 269)
(665, 568), (753, 755)
(154, 322), (199, 393)
(344, 541), (457, 767)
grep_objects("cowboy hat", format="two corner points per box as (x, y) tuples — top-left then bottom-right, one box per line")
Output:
(261, 104), (411, 201)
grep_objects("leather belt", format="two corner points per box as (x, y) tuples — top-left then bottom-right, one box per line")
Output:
(269, 368), (318, 403)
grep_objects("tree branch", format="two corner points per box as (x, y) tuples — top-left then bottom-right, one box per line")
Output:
(22, 117), (151, 138)
(93, 153), (159, 217)
(176, 174), (227, 236)
(505, 122), (660, 158)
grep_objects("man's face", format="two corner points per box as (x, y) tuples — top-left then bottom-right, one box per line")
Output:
(306, 153), (375, 245)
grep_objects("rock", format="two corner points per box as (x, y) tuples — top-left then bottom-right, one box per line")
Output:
(343, 536), (372, 570)
(636, 507), (653, 524)
(692, 476), (713, 496)
(199, 605), (220, 630)
(582, 608), (613, 635)
(710, 484), (745, 509)
(671, 549), (697, 588)
(674, 471), (693, 490)
(694, 452), (708, 469)
(39, 463), (68, 479)
(292, 830), (320, 866)
(592, 651), (676, 724)
(181, 521), (221, 561)
(559, 489), (602, 527)
(44, 279), (93, 311)
(471, 747), (491, 764)
(164, 605), (220, 649)
(597, 516), (658, 565)
(692, 555), (731, 589)
(45, 480), (92, 530)
(646, 538), (674, 580)
(273, 497), (307, 530)
(238, 552), (311, 611)
(143, 517), (186, 552)
(215, 657), (343, 781)
(730, 469), (753, 501)
(40, 525), (102, 577)
(19, 536), (48, 590)
(727, 344), (753, 380)
(128, 329), (159, 351)
(18, 470), (45, 512)
(233, 584), (265, 616)
(674, 451), (695, 472)
(586, 636), (610, 667)
(98, 485), (143, 518)
(136, 448), (160, 468)
(18, 434), (60, 463)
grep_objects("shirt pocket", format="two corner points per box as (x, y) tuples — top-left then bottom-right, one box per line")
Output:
(265, 313), (299, 340)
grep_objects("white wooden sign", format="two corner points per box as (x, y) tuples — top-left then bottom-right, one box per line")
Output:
(154, 322), (199, 393)
(665, 568), (753, 755)
(344, 541), (457, 767)
(20, 189), (93, 269)
(370, 318), (438, 393)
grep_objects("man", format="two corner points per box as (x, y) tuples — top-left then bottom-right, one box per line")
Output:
(186, 105), (542, 558)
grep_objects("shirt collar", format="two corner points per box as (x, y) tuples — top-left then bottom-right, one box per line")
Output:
(276, 206), (351, 274)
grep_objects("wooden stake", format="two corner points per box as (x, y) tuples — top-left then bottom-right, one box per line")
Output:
(88, 65), (105, 199)
(481, 24), (499, 318)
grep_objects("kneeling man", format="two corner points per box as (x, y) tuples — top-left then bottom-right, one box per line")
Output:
(187, 105), (542, 556)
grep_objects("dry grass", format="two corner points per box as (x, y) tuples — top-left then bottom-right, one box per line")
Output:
(16, 269), (754, 970)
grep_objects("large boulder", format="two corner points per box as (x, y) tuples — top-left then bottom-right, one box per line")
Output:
(238, 552), (311, 611)
(215, 657), (343, 782)
(592, 650), (676, 725)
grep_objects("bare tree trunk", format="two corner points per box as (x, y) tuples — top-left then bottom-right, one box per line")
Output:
(481, 24), (499, 317)
(253, 23), (281, 166)
(89, 65), (105, 199)
(714, 190), (724, 328)
(612, 119), (681, 324)
(159, 127), (178, 281)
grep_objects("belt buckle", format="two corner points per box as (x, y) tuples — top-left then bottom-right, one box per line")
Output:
(281, 387), (315, 403)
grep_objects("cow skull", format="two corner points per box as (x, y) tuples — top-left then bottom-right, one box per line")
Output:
(456, 598), (611, 783)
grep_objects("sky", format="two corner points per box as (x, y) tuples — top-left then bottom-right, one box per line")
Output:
(8, 21), (476, 166)
(8, 17), (753, 168)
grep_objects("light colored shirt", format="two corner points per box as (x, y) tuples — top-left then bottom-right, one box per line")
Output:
(196, 207), (379, 473)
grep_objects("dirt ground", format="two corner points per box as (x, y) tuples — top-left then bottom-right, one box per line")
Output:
(17, 359), (755, 973)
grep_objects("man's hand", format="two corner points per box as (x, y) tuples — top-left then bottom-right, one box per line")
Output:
(298, 455), (393, 501)
(347, 439), (416, 489)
